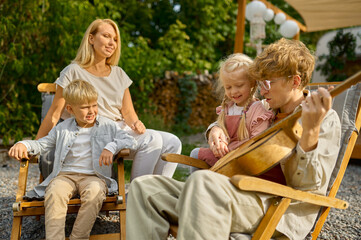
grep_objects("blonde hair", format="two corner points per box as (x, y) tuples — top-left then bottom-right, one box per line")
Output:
(73, 19), (121, 68)
(249, 38), (315, 88)
(216, 53), (255, 141)
(63, 79), (98, 105)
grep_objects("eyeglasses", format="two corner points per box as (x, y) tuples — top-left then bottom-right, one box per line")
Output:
(257, 75), (294, 91)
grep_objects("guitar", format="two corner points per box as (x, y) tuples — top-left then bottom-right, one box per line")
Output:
(162, 71), (361, 177)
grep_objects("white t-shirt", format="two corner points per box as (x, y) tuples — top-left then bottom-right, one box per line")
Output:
(61, 127), (94, 174)
(56, 63), (133, 122)
(228, 104), (244, 116)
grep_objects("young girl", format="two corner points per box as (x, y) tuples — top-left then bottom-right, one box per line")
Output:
(193, 53), (274, 166)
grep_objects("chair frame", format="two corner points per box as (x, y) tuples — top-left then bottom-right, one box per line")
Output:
(165, 80), (361, 239)
(11, 83), (128, 240)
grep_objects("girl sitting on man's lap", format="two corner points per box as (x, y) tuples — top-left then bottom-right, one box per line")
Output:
(192, 53), (274, 166)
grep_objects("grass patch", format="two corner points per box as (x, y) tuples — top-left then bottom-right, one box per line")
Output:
(181, 143), (198, 156)
(172, 166), (191, 182)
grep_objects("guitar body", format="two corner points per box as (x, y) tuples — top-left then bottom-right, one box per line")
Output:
(161, 72), (361, 178)
(211, 120), (303, 177)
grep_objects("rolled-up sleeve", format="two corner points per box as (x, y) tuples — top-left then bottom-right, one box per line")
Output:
(284, 109), (341, 191)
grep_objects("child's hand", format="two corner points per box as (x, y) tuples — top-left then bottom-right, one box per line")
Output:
(131, 120), (146, 134)
(210, 139), (229, 158)
(99, 149), (114, 166)
(8, 143), (28, 161)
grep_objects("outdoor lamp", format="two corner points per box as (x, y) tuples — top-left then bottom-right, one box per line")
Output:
(246, 0), (268, 55)
(274, 12), (286, 25)
(263, 9), (274, 22)
(279, 20), (300, 38)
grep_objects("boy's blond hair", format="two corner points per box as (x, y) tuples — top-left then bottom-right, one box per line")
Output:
(73, 19), (121, 68)
(216, 53), (255, 142)
(249, 38), (315, 88)
(63, 79), (98, 105)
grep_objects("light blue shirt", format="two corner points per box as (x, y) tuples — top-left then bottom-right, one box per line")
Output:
(21, 115), (137, 197)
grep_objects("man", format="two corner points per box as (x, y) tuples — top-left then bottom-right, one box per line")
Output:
(126, 38), (341, 240)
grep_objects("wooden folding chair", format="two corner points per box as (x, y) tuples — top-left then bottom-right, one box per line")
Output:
(11, 83), (128, 240)
(164, 80), (361, 239)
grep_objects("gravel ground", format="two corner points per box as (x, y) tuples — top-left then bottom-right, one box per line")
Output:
(0, 148), (360, 240)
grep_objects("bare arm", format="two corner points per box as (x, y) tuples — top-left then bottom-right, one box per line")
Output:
(35, 86), (66, 139)
(121, 88), (145, 134)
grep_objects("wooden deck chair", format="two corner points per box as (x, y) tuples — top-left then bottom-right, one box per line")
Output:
(164, 78), (361, 239)
(11, 83), (128, 240)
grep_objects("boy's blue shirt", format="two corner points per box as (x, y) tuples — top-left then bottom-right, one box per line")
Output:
(22, 115), (137, 198)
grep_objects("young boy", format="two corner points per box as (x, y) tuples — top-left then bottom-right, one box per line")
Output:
(9, 79), (137, 240)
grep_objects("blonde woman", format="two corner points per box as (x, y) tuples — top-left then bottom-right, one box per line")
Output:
(191, 53), (274, 167)
(37, 19), (181, 180)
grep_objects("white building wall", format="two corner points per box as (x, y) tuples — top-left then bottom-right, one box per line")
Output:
(312, 26), (361, 83)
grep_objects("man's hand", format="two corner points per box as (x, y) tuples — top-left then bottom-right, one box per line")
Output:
(8, 143), (28, 161)
(300, 87), (332, 152)
(99, 149), (114, 166)
(208, 126), (229, 158)
(131, 120), (146, 134)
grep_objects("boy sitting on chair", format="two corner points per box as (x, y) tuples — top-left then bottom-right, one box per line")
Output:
(9, 79), (137, 240)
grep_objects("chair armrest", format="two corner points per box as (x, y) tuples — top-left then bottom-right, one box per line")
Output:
(230, 175), (348, 209)
(161, 153), (210, 169)
(28, 155), (39, 163)
(115, 149), (130, 161)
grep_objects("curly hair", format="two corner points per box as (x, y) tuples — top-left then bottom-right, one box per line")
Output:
(249, 38), (315, 88)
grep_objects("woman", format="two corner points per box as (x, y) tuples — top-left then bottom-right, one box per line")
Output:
(37, 19), (181, 180)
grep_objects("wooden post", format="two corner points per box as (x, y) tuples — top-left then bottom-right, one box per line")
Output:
(234, 0), (246, 53)
(293, 32), (300, 40)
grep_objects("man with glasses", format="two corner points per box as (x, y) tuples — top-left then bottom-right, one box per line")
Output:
(126, 38), (341, 240)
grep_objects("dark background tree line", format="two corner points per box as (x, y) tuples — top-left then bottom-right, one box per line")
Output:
(0, 0), (358, 144)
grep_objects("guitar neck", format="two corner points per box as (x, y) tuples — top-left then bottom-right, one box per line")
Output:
(329, 71), (361, 98)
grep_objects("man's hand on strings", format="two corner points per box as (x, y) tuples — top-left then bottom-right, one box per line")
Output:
(300, 87), (332, 152)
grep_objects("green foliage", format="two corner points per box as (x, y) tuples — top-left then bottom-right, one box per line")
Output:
(317, 30), (358, 82)
(1, 0), (324, 143)
(174, 74), (198, 134)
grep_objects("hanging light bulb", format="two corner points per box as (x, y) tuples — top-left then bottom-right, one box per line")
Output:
(279, 20), (300, 38)
(246, 0), (267, 21)
(263, 9), (274, 22)
(274, 12), (286, 25)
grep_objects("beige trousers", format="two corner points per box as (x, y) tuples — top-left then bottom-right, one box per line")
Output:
(44, 173), (107, 240)
(126, 170), (268, 240)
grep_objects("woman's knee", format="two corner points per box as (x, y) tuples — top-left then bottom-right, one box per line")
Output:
(159, 131), (182, 154)
(138, 129), (163, 150)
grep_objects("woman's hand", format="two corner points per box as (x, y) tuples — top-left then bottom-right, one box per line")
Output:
(99, 149), (114, 166)
(131, 120), (146, 134)
(208, 126), (229, 158)
(8, 143), (28, 161)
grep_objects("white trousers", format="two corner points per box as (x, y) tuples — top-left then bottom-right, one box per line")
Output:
(126, 170), (268, 240)
(120, 124), (182, 180)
